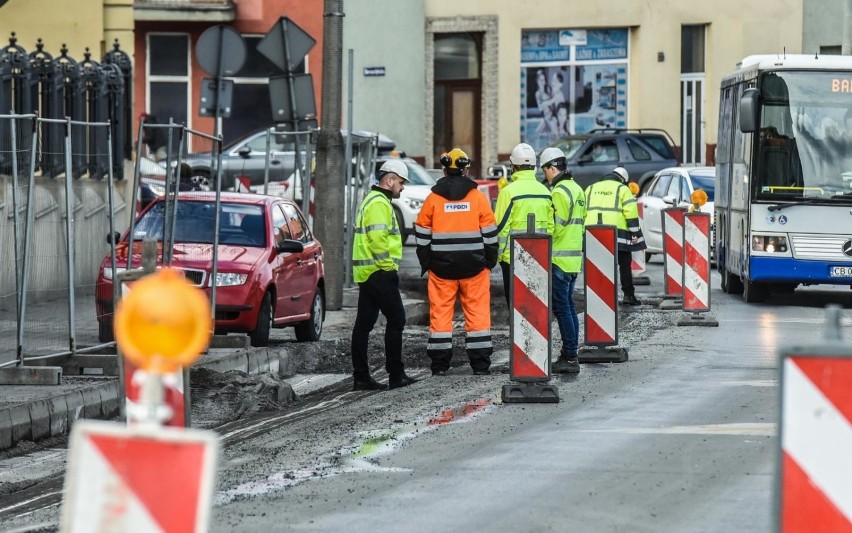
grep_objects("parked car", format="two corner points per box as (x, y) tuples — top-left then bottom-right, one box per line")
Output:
(639, 166), (715, 261)
(374, 155), (437, 242)
(488, 128), (679, 191)
(180, 128), (396, 196)
(96, 192), (325, 347)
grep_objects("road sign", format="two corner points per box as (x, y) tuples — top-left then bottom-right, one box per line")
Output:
(678, 211), (718, 326)
(257, 16), (316, 72)
(269, 73), (316, 123)
(196, 25), (246, 77)
(662, 207), (687, 299)
(199, 78), (233, 118)
(61, 420), (218, 533)
(776, 348), (852, 532)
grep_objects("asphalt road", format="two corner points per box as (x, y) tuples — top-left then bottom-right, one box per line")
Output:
(2, 253), (852, 532)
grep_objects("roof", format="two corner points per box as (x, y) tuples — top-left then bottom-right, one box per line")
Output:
(157, 192), (283, 205)
(735, 54), (852, 71)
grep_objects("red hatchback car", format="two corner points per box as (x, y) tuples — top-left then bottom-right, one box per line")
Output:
(96, 192), (325, 347)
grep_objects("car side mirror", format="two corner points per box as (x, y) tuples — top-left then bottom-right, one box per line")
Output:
(662, 195), (676, 205)
(277, 239), (304, 254)
(238, 146), (252, 158)
(106, 231), (121, 244)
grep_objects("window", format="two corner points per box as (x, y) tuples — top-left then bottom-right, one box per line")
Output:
(681, 25), (705, 74)
(650, 175), (672, 198)
(282, 203), (311, 243)
(435, 34), (481, 81)
(665, 175), (684, 202)
(626, 138), (651, 161)
(585, 140), (618, 162)
(272, 204), (291, 242)
(223, 36), (308, 144)
(147, 34), (190, 131)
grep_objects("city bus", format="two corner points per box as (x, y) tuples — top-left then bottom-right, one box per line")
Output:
(715, 54), (852, 302)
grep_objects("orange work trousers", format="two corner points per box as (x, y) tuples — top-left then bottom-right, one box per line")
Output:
(427, 269), (492, 372)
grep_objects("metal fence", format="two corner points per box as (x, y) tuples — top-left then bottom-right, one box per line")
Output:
(0, 114), (121, 368)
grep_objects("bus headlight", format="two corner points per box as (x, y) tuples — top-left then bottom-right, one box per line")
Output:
(751, 235), (788, 253)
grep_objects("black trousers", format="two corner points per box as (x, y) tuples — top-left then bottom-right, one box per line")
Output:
(351, 269), (406, 381)
(617, 249), (635, 297)
(500, 261), (511, 308)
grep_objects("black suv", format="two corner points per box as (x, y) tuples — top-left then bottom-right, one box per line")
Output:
(490, 128), (679, 191)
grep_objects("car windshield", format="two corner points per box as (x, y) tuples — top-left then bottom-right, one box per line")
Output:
(689, 172), (716, 201)
(132, 201), (266, 246)
(549, 138), (587, 159)
(404, 161), (437, 185)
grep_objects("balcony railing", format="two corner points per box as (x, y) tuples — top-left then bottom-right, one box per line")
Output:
(134, 0), (235, 22)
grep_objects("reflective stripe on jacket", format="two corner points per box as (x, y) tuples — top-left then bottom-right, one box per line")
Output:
(493, 169), (555, 263)
(352, 187), (402, 283)
(551, 173), (586, 273)
(414, 186), (498, 280)
(584, 178), (646, 252)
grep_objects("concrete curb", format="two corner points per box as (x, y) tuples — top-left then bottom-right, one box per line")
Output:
(0, 345), (293, 451)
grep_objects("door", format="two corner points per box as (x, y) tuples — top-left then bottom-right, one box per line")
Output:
(681, 74), (706, 165)
(282, 202), (317, 317)
(435, 83), (481, 175)
(270, 204), (300, 320)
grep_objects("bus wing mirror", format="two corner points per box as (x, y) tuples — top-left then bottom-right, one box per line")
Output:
(740, 88), (759, 133)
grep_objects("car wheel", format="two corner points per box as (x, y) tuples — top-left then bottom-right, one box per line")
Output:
(249, 291), (274, 347)
(295, 287), (324, 342)
(191, 171), (212, 191)
(722, 269), (743, 295)
(98, 322), (114, 343)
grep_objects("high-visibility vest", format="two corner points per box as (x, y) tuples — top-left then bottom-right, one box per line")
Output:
(352, 188), (402, 283)
(551, 174), (586, 273)
(584, 178), (646, 252)
(494, 169), (554, 263)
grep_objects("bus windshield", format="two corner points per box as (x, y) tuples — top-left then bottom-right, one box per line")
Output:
(755, 71), (852, 202)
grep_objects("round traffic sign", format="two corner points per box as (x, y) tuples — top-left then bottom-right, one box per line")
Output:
(196, 25), (247, 77)
(115, 268), (211, 373)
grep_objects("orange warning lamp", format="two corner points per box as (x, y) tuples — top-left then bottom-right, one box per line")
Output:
(691, 189), (708, 211)
(114, 268), (211, 374)
(628, 182), (640, 195)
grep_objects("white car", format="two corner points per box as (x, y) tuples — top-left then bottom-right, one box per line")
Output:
(639, 166), (715, 260)
(375, 157), (437, 243)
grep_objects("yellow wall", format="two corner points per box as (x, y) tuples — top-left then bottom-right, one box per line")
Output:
(425, 0), (804, 153)
(0, 0), (133, 59)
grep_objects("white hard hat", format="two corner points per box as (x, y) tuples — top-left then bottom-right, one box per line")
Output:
(612, 166), (629, 183)
(539, 147), (566, 168)
(379, 159), (409, 182)
(509, 143), (537, 166)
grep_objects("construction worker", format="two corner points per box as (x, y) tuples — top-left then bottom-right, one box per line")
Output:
(414, 148), (498, 376)
(494, 143), (555, 308)
(584, 166), (646, 306)
(350, 160), (418, 391)
(540, 147), (586, 374)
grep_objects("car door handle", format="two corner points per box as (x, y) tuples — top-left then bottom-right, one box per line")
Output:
(271, 160), (282, 165)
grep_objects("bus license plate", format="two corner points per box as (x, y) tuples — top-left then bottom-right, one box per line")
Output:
(830, 266), (852, 278)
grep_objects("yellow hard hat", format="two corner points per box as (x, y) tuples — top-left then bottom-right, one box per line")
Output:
(114, 268), (212, 374)
(440, 148), (471, 170)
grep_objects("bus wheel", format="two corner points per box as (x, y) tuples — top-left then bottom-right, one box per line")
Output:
(722, 269), (742, 294)
(742, 278), (766, 303)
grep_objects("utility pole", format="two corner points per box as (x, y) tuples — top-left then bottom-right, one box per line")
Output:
(314, 0), (345, 310)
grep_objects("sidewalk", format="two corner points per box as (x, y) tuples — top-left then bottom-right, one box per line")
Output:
(0, 290), (429, 451)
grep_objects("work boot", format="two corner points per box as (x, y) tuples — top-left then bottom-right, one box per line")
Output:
(432, 369), (448, 376)
(472, 368), (491, 376)
(388, 374), (418, 389)
(621, 294), (641, 306)
(352, 377), (388, 391)
(552, 354), (580, 374)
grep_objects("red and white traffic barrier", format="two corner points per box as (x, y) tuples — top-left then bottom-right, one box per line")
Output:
(777, 349), (852, 531)
(579, 224), (627, 363)
(631, 202), (650, 285)
(661, 207), (687, 300)
(502, 225), (558, 403)
(678, 211), (718, 326)
(121, 282), (189, 427)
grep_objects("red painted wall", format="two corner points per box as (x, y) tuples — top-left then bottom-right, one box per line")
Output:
(133, 0), (323, 144)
